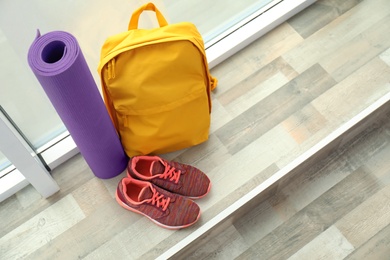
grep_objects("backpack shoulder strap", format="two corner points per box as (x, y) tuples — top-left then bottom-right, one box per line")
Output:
(101, 78), (120, 132)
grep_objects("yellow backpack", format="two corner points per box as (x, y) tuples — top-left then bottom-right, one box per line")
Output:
(98, 3), (217, 157)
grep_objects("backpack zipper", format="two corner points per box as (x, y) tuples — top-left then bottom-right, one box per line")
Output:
(107, 58), (116, 80)
(123, 115), (129, 127)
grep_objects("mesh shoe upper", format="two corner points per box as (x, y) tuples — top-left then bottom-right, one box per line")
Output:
(127, 156), (211, 199)
(116, 177), (200, 229)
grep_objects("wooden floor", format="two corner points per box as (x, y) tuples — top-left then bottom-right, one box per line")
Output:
(1, 0), (390, 259)
(187, 109), (390, 259)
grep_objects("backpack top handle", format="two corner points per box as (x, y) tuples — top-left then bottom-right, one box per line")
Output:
(128, 2), (169, 30)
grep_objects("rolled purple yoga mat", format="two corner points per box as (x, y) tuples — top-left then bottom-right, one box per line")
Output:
(28, 30), (127, 179)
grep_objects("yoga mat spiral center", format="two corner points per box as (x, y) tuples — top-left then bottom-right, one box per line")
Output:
(41, 41), (66, 64)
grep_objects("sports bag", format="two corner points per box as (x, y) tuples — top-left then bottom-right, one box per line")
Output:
(98, 2), (217, 157)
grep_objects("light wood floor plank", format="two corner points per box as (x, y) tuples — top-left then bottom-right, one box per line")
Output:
(211, 22), (303, 95)
(0, 195), (85, 259)
(335, 184), (390, 248)
(288, 1), (340, 39)
(72, 178), (113, 216)
(217, 57), (297, 107)
(320, 14), (390, 82)
(283, 0), (390, 74)
(202, 126), (296, 211)
(281, 151), (356, 213)
(223, 72), (289, 118)
(268, 189), (298, 222)
(320, 0), (364, 15)
(312, 57), (390, 123)
(209, 99), (234, 133)
(239, 166), (381, 259)
(379, 47), (390, 66)
(200, 163), (279, 221)
(215, 64), (336, 155)
(174, 133), (231, 172)
(281, 103), (328, 145)
(0, 154), (94, 238)
(27, 199), (134, 259)
(101, 171), (126, 199)
(234, 200), (283, 248)
(364, 136), (390, 186)
(85, 216), (175, 259)
(237, 210), (324, 260)
(303, 167), (381, 229)
(15, 182), (42, 209)
(187, 225), (248, 260)
(345, 223), (390, 260)
(287, 225), (355, 260)
(0, 194), (23, 237)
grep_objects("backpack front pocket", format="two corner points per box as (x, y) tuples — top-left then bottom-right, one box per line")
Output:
(117, 89), (210, 156)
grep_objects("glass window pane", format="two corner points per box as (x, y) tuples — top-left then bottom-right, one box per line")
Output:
(0, 28), (66, 149)
(166, 0), (277, 43)
(0, 150), (11, 174)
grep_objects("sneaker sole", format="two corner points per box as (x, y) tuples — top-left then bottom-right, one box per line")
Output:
(115, 190), (201, 230)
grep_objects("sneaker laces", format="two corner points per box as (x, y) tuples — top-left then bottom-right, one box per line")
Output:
(148, 187), (170, 211)
(160, 162), (181, 184)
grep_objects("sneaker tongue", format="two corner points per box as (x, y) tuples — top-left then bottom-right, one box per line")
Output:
(150, 160), (165, 175)
(138, 186), (153, 201)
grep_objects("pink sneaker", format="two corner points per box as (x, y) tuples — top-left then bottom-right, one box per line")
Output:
(127, 156), (211, 199)
(116, 177), (201, 229)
